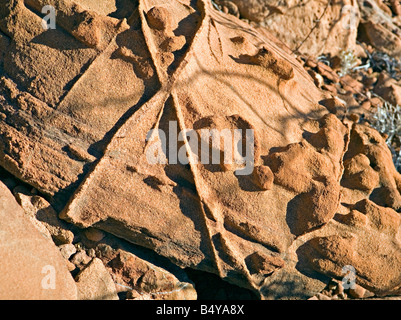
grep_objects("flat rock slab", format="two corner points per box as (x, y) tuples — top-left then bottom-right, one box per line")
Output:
(75, 258), (119, 300)
(0, 181), (77, 299)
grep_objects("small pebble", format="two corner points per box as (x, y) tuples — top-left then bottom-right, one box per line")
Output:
(348, 284), (366, 299)
(66, 260), (77, 272)
(87, 248), (96, 258)
(59, 243), (77, 260)
(84, 228), (105, 242)
(348, 113), (360, 122)
(70, 250), (92, 268)
(334, 280), (344, 295)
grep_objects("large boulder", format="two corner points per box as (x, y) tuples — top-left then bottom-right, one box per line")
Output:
(0, 181), (77, 299)
(1, 0), (401, 299)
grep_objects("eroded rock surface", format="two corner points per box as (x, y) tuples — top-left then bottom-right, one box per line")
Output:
(223, 0), (360, 57)
(358, 0), (401, 58)
(74, 257), (119, 300)
(95, 244), (197, 300)
(0, 181), (77, 299)
(1, 0), (401, 300)
(223, 0), (401, 59)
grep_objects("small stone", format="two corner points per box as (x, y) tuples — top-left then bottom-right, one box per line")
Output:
(369, 97), (383, 108)
(360, 100), (372, 111)
(95, 243), (115, 260)
(84, 228), (105, 242)
(75, 258), (119, 300)
(308, 69), (324, 88)
(322, 84), (338, 94)
(373, 73), (401, 107)
(221, 1), (240, 17)
(391, 0), (401, 16)
(71, 251), (92, 268)
(160, 36), (186, 52)
(305, 58), (317, 68)
(327, 280), (337, 291)
(330, 56), (342, 71)
(246, 252), (285, 275)
(253, 165), (274, 190)
(87, 248), (96, 258)
(321, 289), (331, 297)
(363, 289), (375, 298)
(334, 280), (344, 295)
(348, 113), (360, 123)
(319, 97), (346, 115)
(66, 260), (77, 272)
(146, 6), (171, 31)
(362, 76), (376, 88)
(317, 62), (339, 83)
(348, 284), (366, 299)
(59, 243), (77, 260)
(340, 74), (364, 93)
(97, 247), (197, 300)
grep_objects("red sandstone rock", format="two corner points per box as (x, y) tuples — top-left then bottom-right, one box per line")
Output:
(228, 0), (360, 57)
(0, 181), (77, 299)
(74, 258), (119, 300)
(95, 244), (197, 300)
(374, 73), (401, 107)
(1, 0), (401, 300)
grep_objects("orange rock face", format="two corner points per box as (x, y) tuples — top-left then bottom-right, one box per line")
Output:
(0, 182), (77, 299)
(1, 0), (401, 299)
(226, 0), (360, 57)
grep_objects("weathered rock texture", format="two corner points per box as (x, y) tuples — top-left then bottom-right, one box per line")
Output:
(1, 0), (401, 300)
(95, 244), (197, 300)
(223, 0), (360, 57)
(224, 0), (401, 58)
(358, 0), (401, 58)
(0, 181), (77, 299)
(15, 190), (75, 244)
(74, 257), (119, 300)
